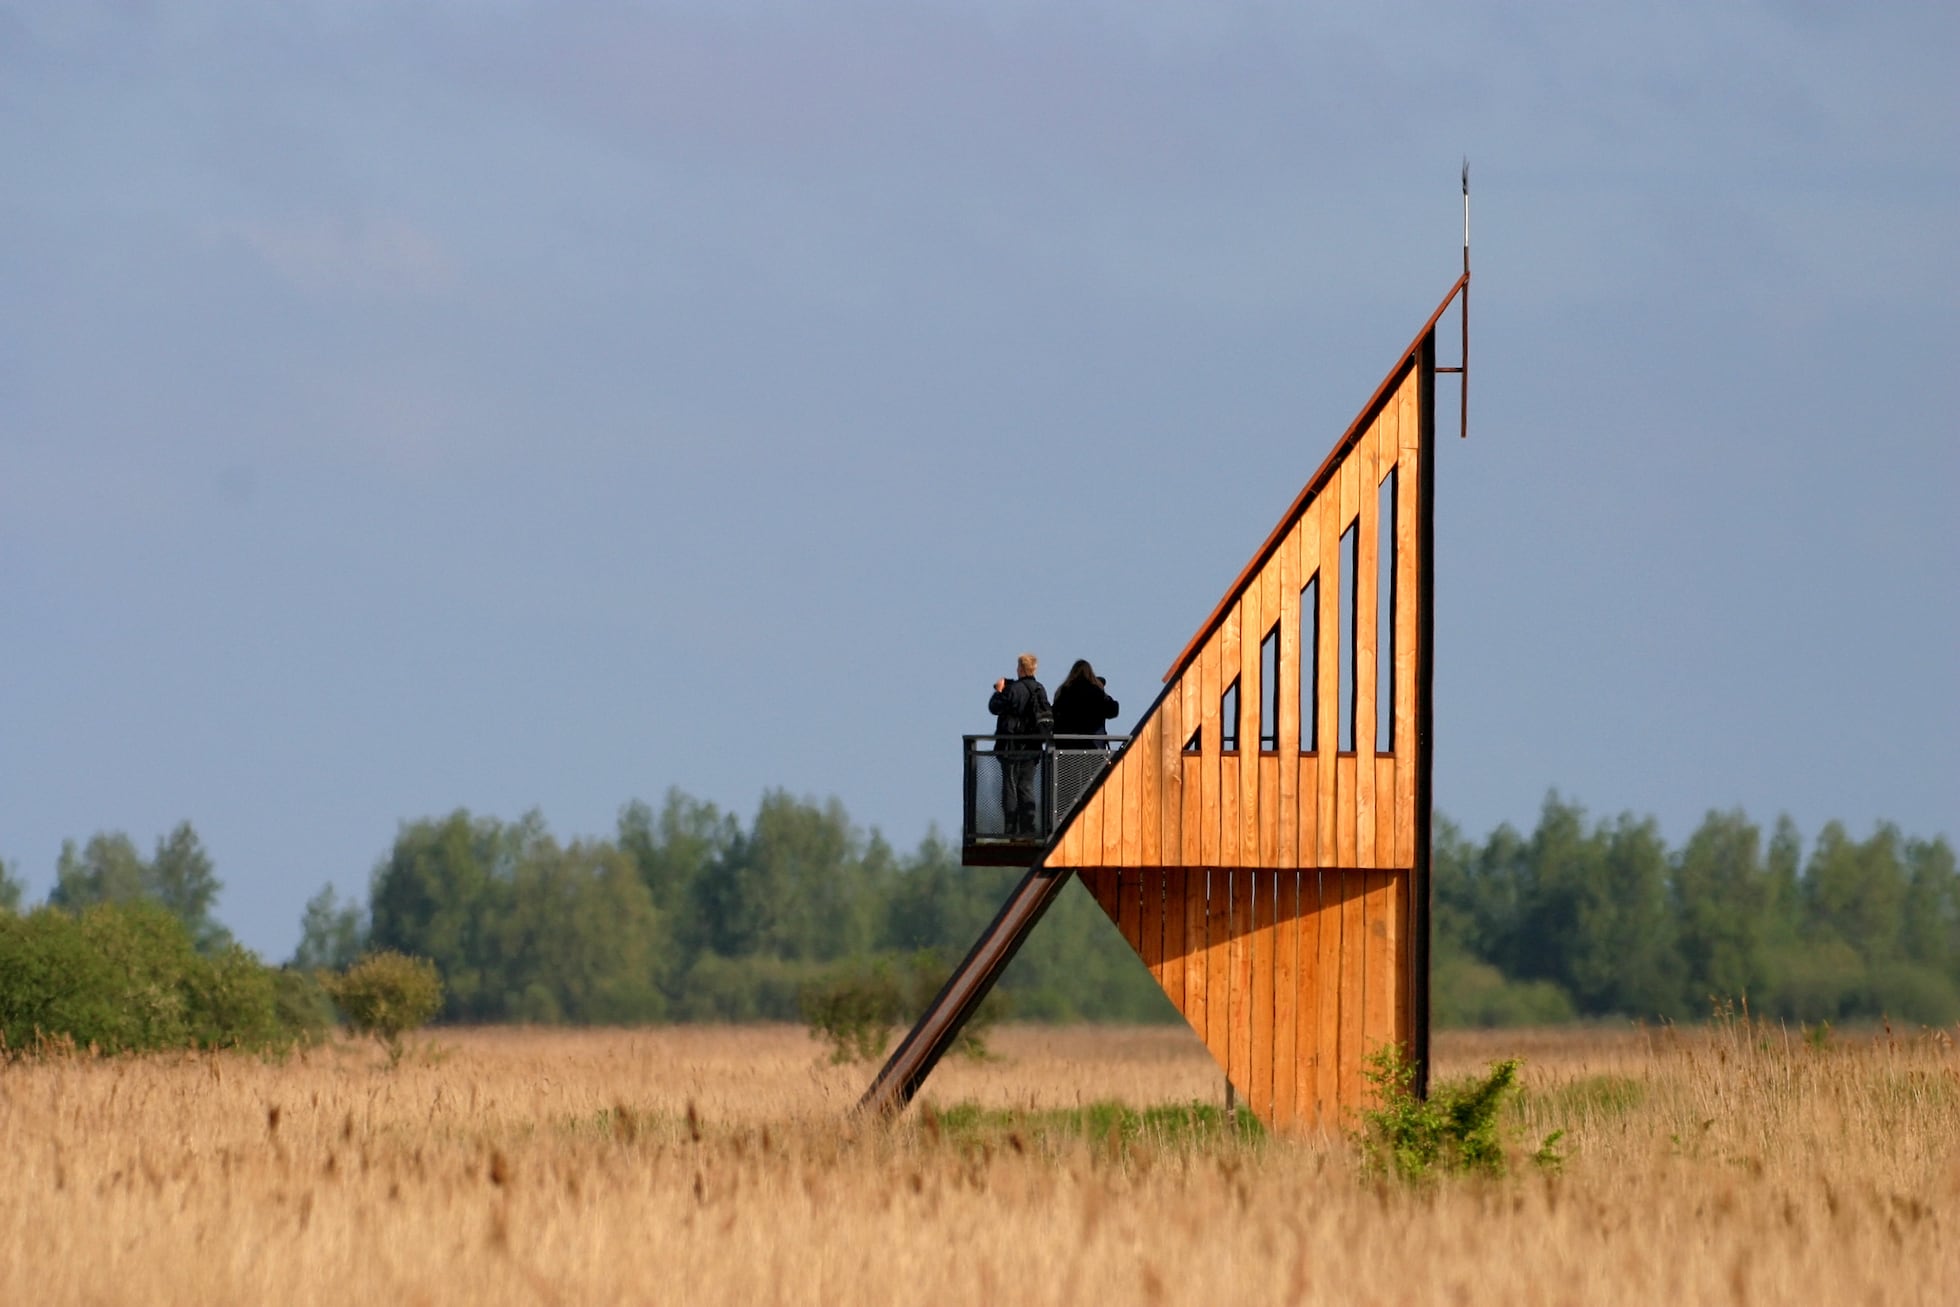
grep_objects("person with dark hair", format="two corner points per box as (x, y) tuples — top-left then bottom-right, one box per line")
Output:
(1052, 659), (1120, 747)
(988, 652), (1051, 836)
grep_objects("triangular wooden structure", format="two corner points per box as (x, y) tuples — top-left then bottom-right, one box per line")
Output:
(862, 275), (1464, 1133)
(1044, 276), (1460, 1131)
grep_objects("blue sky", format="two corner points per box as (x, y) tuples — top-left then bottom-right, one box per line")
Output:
(3, 1), (1955, 958)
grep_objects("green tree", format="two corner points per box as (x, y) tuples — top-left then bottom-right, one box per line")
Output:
(367, 810), (523, 1020)
(1804, 821), (1906, 967)
(494, 838), (666, 1023)
(292, 883), (367, 971)
(617, 790), (737, 929)
(691, 791), (873, 961)
(0, 857), (24, 913)
(148, 822), (230, 950)
(1673, 809), (1773, 1008)
(324, 951), (444, 1065)
(49, 833), (147, 910)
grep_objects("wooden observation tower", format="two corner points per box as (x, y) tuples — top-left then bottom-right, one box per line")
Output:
(864, 220), (1471, 1133)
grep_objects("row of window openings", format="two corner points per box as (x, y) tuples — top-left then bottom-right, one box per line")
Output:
(1185, 469), (1398, 756)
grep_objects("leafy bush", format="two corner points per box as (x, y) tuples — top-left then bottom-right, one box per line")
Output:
(0, 902), (302, 1055)
(1432, 954), (1578, 1028)
(672, 953), (825, 1022)
(799, 950), (1005, 1065)
(801, 958), (905, 1064)
(271, 967), (338, 1045)
(323, 951), (444, 1065)
(1357, 1045), (1563, 1182)
(183, 942), (289, 1050)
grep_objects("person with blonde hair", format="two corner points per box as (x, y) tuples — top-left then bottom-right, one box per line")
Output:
(988, 652), (1052, 836)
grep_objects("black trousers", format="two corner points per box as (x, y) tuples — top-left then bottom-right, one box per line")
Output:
(999, 750), (1041, 835)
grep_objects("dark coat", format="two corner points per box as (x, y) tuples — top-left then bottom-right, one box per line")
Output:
(1051, 677), (1119, 743)
(988, 675), (1051, 742)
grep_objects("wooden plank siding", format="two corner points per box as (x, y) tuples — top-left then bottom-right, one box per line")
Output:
(1033, 306), (1445, 1133)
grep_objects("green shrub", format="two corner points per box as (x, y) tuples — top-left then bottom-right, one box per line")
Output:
(324, 951), (444, 1065)
(0, 902), (303, 1056)
(1357, 1045), (1564, 1182)
(1432, 954), (1578, 1028)
(182, 943), (290, 1051)
(800, 959), (906, 1064)
(798, 950), (1005, 1065)
(271, 967), (338, 1045)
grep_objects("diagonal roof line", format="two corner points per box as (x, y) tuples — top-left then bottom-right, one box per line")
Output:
(1161, 272), (1467, 684)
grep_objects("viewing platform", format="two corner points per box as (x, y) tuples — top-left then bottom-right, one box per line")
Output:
(961, 734), (1130, 866)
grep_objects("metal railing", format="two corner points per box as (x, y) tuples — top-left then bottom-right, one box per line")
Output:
(961, 735), (1130, 857)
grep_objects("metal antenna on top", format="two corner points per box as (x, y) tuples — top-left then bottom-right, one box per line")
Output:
(1437, 161), (1471, 438)
(1459, 159), (1469, 439)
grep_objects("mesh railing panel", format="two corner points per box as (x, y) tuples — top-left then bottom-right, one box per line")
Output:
(963, 736), (1127, 847)
(969, 751), (1010, 837)
(1053, 748), (1112, 820)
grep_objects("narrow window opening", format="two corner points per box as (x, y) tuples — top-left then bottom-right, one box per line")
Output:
(1220, 678), (1241, 753)
(1338, 521), (1358, 752)
(1183, 726), (1201, 754)
(1299, 572), (1319, 751)
(1377, 467), (1398, 752)
(1258, 623), (1280, 751)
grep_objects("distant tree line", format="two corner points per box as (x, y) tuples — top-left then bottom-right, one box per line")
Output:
(4, 791), (1954, 1034)
(295, 791), (1177, 1026)
(1434, 795), (1959, 1027)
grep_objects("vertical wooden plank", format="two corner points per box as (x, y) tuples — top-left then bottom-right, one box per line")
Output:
(1180, 672), (1203, 869)
(1204, 871), (1233, 1070)
(1294, 871), (1321, 1130)
(1054, 789), (1078, 866)
(1391, 868), (1411, 1062)
(1229, 871), (1253, 1094)
(1081, 777), (1104, 870)
(1219, 603), (1242, 868)
(1272, 871), (1298, 1129)
(1337, 447), (1361, 870)
(1136, 720), (1160, 869)
(1258, 555), (1282, 866)
(1293, 505), (1314, 865)
(1123, 727), (1148, 871)
(1336, 757), (1358, 869)
(1102, 731), (1126, 868)
(1376, 757), (1397, 875)
(1141, 868), (1164, 986)
(1080, 870), (1116, 926)
(1199, 638), (1221, 866)
(1122, 866), (1145, 965)
(1317, 484), (1340, 868)
(1251, 872), (1276, 1121)
(1315, 870), (1343, 1125)
(1260, 758), (1279, 873)
(1162, 866), (1187, 1006)
(1298, 755), (1319, 877)
(1395, 419), (1420, 867)
(1239, 586), (1261, 867)
(1159, 682), (1183, 871)
(1339, 870), (1367, 1121)
(1355, 420), (1379, 870)
(1363, 868), (1396, 1108)
(1277, 520), (1300, 868)
(1185, 858), (1208, 1029)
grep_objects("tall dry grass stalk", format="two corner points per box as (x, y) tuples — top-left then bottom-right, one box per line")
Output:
(1, 1021), (1954, 1305)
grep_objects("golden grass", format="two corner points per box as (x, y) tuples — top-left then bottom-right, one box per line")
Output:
(2, 1021), (1956, 1305)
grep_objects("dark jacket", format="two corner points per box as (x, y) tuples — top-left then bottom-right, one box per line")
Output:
(1052, 677), (1120, 743)
(988, 675), (1052, 743)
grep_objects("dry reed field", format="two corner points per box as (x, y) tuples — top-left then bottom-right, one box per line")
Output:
(2, 1021), (1956, 1306)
